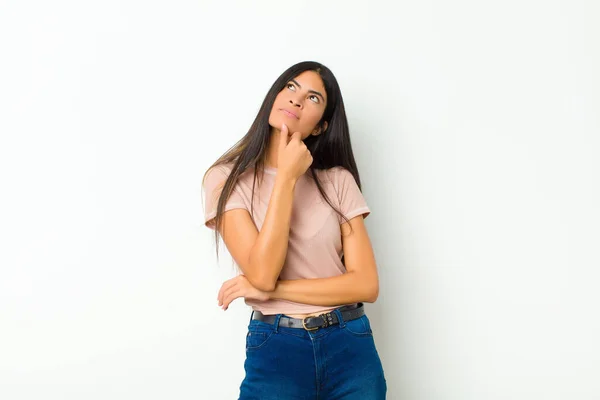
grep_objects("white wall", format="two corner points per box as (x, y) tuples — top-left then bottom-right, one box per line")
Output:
(1, 0), (598, 398)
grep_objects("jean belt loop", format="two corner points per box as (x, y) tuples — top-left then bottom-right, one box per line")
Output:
(273, 314), (282, 333)
(249, 310), (255, 324)
(333, 307), (346, 328)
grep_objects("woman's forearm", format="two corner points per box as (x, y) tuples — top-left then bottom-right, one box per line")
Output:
(247, 175), (296, 291)
(268, 272), (378, 306)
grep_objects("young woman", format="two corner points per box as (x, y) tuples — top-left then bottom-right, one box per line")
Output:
(202, 61), (387, 399)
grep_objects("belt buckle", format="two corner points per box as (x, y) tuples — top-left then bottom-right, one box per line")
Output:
(302, 316), (319, 331)
(302, 313), (331, 331)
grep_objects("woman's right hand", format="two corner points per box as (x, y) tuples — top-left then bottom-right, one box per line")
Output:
(277, 123), (313, 181)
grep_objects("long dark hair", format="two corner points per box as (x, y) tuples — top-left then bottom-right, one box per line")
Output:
(202, 61), (364, 261)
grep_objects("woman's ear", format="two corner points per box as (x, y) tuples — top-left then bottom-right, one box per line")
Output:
(312, 121), (328, 136)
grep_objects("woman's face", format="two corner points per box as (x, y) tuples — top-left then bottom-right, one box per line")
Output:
(268, 70), (328, 139)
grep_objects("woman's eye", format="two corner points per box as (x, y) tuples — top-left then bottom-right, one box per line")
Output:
(287, 83), (319, 103)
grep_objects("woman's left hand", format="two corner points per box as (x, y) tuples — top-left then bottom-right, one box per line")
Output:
(217, 274), (271, 310)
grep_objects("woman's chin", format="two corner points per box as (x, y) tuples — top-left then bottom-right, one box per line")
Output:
(268, 118), (289, 131)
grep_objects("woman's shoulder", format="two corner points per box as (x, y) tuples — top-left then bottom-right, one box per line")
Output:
(203, 163), (227, 181)
(204, 162), (262, 190)
(205, 161), (253, 178)
(206, 161), (235, 174)
(202, 162), (238, 188)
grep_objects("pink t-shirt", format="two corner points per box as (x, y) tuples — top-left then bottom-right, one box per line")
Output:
(202, 162), (371, 315)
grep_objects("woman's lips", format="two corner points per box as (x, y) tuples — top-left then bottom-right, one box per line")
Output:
(281, 109), (298, 118)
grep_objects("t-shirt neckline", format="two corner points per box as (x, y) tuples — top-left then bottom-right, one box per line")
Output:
(263, 165), (277, 175)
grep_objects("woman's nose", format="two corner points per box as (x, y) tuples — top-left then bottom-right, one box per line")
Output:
(289, 98), (302, 108)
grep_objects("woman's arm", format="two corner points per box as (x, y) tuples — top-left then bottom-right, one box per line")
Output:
(219, 128), (312, 292)
(269, 272), (376, 306)
(216, 174), (296, 292)
(245, 174), (297, 290)
(217, 214), (379, 309)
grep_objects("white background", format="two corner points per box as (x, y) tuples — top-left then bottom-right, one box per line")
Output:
(1, 0), (599, 399)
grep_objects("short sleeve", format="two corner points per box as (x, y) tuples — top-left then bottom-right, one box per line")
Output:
(202, 165), (248, 230)
(333, 167), (371, 224)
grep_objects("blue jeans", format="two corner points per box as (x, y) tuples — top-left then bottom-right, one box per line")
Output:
(238, 307), (387, 399)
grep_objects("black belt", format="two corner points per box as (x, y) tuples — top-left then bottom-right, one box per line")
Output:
(251, 302), (365, 331)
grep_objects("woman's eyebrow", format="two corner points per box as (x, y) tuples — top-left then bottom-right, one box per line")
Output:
(290, 79), (325, 102)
